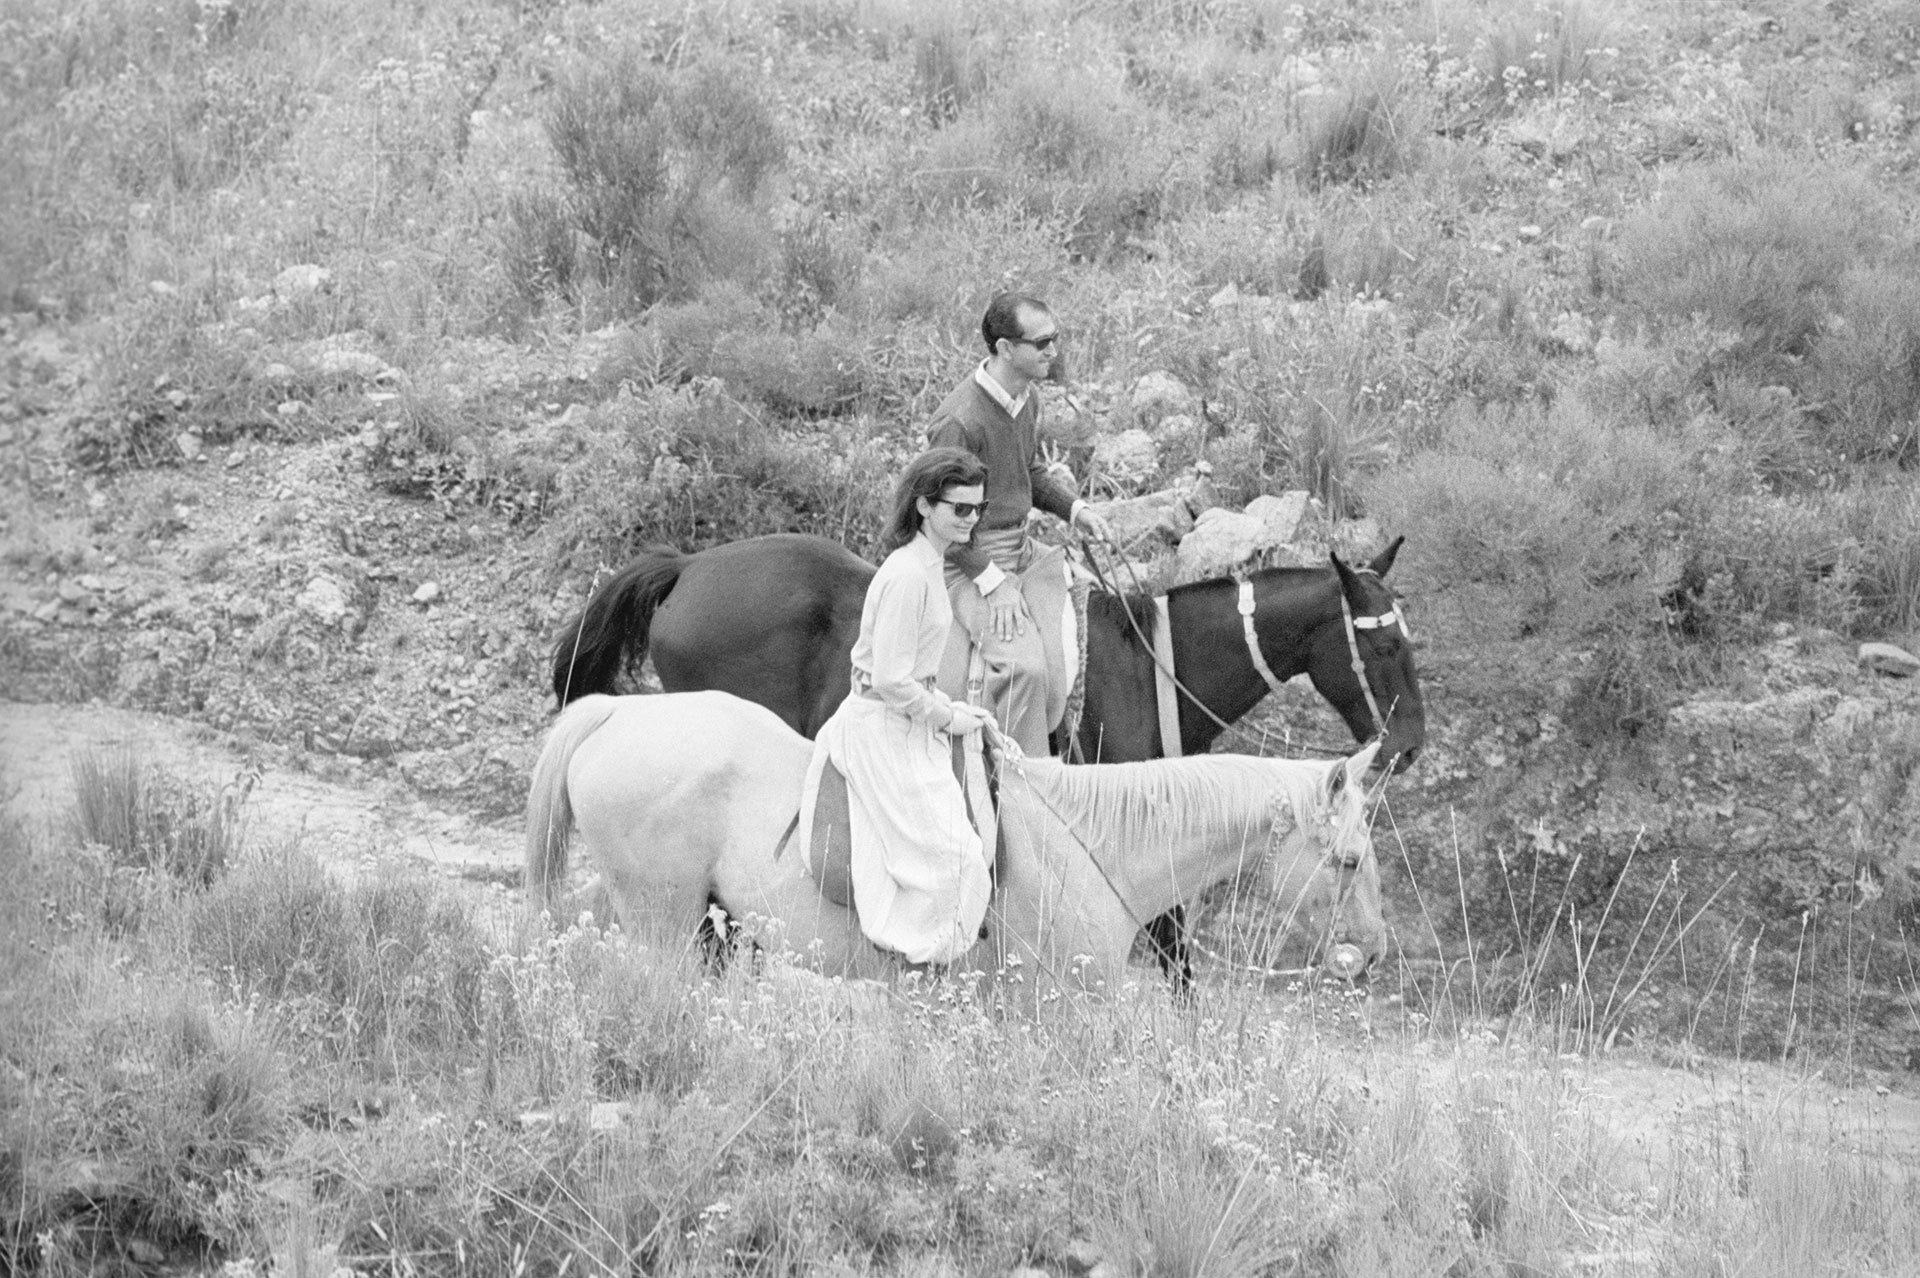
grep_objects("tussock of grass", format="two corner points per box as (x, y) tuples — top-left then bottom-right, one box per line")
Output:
(68, 747), (247, 888)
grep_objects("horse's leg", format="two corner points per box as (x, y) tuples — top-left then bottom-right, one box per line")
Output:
(1144, 907), (1194, 998)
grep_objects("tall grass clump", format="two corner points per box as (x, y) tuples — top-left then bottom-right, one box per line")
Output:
(1301, 54), (1427, 188)
(189, 846), (490, 1065)
(503, 53), (786, 319)
(68, 747), (247, 887)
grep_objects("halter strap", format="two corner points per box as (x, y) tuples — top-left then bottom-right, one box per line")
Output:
(1338, 590), (1388, 737)
(1151, 596), (1183, 759)
(1237, 580), (1292, 700)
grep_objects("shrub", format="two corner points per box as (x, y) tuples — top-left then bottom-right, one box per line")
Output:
(1802, 266), (1920, 464)
(68, 748), (248, 887)
(1843, 482), (1920, 636)
(1617, 154), (1892, 371)
(504, 53), (785, 316)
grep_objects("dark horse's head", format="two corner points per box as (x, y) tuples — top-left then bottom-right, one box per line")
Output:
(1315, 537), (1424, 773)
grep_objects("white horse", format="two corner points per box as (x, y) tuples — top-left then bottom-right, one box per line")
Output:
(525, 691), (1385, 995)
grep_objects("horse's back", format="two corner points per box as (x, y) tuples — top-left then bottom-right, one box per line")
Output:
(651, 535), (875, 736)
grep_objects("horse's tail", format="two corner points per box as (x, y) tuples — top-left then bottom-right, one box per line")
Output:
(524, 693), (621, 918)
(549, 547), (689, 707)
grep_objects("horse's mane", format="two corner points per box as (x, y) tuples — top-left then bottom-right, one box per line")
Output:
(1084, 586), (1160, 650)
(1007, 754), (1326, 854)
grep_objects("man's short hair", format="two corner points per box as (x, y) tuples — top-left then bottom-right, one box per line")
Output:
(981, 292), (1050, 355)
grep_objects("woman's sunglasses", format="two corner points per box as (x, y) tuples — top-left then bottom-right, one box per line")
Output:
(936, 499), (989, 519)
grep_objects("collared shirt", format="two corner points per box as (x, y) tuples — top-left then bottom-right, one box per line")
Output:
(973, 362), (1029, 421)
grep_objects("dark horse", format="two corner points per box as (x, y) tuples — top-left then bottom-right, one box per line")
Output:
(549, 532), (1424, 984)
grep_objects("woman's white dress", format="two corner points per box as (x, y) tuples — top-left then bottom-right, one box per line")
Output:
(800, 533), (989, 965)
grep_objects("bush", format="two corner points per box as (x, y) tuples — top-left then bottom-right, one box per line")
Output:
(1618, 154), (1920, 465)
(504, 53), (785, 317)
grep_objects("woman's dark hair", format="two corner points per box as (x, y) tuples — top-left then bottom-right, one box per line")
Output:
(980, 291), (1049, 355)
(881, 447), (987, 553)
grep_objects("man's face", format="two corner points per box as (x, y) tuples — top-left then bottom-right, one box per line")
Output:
(1001, 305), (1059, 382)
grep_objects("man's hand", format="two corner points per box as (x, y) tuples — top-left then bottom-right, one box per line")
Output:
(988, 578), (1030, 642)
(1072, 503), (1113, 545)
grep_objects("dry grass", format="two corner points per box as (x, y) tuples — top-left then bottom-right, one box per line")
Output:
(8, 768), (1919, 1275)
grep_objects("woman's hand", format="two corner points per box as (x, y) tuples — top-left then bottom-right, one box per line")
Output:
(946, 703), (994, 736)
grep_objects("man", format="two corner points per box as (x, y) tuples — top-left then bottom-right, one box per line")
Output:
(929, 292), (1112, 755)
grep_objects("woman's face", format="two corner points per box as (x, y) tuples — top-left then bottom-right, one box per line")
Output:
(917, 482), (985, 546)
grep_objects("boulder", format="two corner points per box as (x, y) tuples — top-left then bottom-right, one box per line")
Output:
(1859, 641), (1920, 678)
(1089, 488), (1194, 553)
(1091, 428), (1160, 493)
(294, 575), (352, 628)
(1245, 490), (1310, 546)
(1175, 506), (1268, 580)
(273, 264), (332, 300)
(1129, 370), (1195, 424)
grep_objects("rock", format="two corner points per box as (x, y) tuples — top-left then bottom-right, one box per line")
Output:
(273, 264), (332, 300)
(1518, 224), (1544, 242)
(1129, 370), (1194, 424)
(127, 1238), (167, 1265)
(1175, 507), (1268, 580)
(176, 431), (204, 462)
(589, 1102), (631, 1132)
(1207, 281), (1242, 310)
(1545, 310), (1594, 355)
(311, 347), (397, 384)
(412, 581), (442, 606)
(1091, 429), (1160, 493)
(1245, 490), (1310, 546)
(261, 362), (296, 384)
(1064, 1236), (1106, 1273)
(295, 575), (352, 628)
(1859, 642), (1920, 678)
(1090, 488), (1195, 552)
(1151, 412), (1197, 445)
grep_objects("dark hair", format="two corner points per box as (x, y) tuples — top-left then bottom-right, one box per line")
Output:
(980, 291), (1050, 356)
(881, 447), (987, 553)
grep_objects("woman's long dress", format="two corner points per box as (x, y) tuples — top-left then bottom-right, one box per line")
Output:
(799, 533), (989, 965)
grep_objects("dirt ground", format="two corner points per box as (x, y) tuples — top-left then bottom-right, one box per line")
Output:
(0, 697), (522, 885)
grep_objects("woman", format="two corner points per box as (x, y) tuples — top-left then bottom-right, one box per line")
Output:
(799, 448), (998, 965)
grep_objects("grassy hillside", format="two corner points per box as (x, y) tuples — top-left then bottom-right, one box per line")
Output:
(5, 0), (1920, 1269)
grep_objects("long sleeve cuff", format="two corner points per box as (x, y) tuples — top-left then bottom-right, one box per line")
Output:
(973, 562), (1008, 596)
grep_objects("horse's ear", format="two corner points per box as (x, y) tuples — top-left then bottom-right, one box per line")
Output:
(1330, 550), (1365, 607)
(1326, 741), (1378, 800)
(1367, 535), (1405, 578)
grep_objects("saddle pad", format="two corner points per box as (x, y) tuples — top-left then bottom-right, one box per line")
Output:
(799, 743), (999, 911)
(804, 757), (856, 907)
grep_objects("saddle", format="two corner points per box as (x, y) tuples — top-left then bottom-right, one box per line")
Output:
(785, 737), (1002, 910)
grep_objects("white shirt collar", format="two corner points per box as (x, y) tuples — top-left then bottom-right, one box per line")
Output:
(973, 362), (1028, 419)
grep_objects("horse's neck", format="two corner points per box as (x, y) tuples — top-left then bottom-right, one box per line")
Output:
(1021, 758), (1289, 921)
(1166, 574), (1334, 752)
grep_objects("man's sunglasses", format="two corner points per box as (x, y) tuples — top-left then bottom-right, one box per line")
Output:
(936, 499), (989, 519)
(1006, 333), (1058, 352)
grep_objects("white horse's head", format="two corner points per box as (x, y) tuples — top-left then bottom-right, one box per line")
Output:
(1265, 742), (1386, 978)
